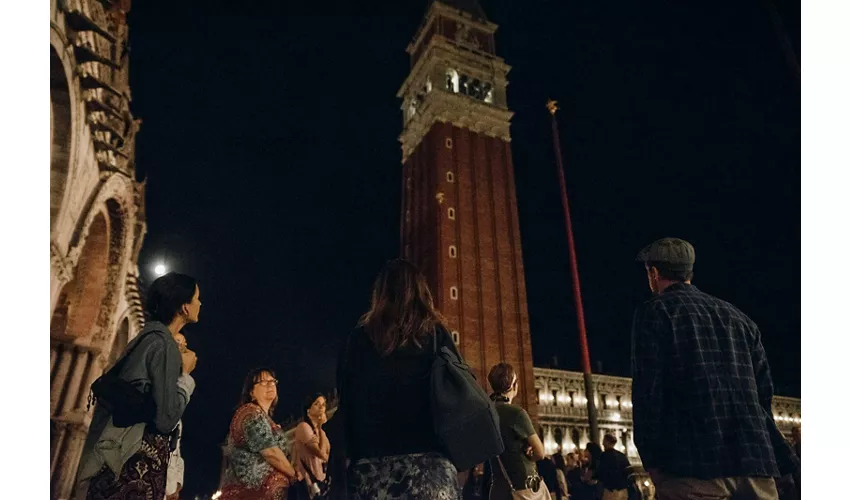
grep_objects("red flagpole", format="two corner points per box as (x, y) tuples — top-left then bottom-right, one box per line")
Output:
(547, 99), (600, 444)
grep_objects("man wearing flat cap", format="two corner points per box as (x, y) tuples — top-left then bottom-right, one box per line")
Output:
(631, 238), (799, 500)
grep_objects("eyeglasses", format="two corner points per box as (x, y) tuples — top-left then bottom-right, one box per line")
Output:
(255, 379), (278, 387)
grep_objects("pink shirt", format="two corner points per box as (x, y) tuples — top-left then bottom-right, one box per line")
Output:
(293, 422), (329, 483)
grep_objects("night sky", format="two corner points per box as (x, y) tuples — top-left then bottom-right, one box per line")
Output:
(128, 0), (799, 496)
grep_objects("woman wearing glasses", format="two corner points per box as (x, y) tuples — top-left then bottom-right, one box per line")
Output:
(220, 368), (297, 500)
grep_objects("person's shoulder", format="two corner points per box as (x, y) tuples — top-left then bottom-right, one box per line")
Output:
(295, 421), (314, 439)
(690, 287), (758, 325)
(497, 402), (529, 419)
(234, 402), (265, 419)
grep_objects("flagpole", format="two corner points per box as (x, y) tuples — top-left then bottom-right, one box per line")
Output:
(546, 99), (600, 445)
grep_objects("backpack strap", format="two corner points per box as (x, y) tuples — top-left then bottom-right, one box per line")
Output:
(107, 329), (163, 377)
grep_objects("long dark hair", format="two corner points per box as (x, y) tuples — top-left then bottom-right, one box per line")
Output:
(358, 259), (445, 356)
(302, 392), (325, 425)
(239, 367), (279, 417)
(146, 272), (198, 324)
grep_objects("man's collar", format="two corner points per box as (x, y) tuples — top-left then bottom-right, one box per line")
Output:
(661, 282), (696, 294)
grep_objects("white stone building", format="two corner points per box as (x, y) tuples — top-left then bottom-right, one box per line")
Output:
(534, 368), (802, 464)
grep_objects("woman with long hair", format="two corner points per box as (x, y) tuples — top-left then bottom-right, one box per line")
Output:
(338, 258), (461, 499)
(291, 393), (331, 499)
(220, 368), (297, 500)
(76, 272), (201, 499)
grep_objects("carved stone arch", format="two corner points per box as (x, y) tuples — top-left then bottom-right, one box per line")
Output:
(50, 207), (110, 343)
(50, 31), (79, 233)
(53, 175), (136, 347)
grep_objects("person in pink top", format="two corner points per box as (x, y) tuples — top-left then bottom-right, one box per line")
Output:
(293, 393), (331, 498)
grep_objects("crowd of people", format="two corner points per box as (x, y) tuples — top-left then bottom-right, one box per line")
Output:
(71, 238), (801, 500)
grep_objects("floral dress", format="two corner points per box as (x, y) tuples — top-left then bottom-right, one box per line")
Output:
(221, 403), (292, 500)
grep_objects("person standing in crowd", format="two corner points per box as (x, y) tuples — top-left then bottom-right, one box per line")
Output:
(462, 463), (487, 500)
(338, 259), (463, 499)
(220, 368), (297, 500)
(165, 333), (191, 500)
(488, 363), (550, 500)
(165, 419), (184, 500)
(76, 273), (201, 500)
(583, 443), (603, 500)
(567, 452), (590, 500)
(597, 434), (630, 500)
(553, 453), (570, 500)
(537, 455), (560, 499)
(632, 238), (800, 500)
(292, 393), (331, 499)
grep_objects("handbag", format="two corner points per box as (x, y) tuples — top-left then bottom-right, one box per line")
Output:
(430, 326), (505, 471)
(495, 455), (552, 500)
(88, 330), (159, 428)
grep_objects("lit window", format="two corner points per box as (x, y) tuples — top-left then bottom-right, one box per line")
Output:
(448, 207), (456, 220)
(483, 84), (494, 103)
(450, 286), (458, 300)
(449, 245), (457, 258)
(446, 171), (455, 183)
(445, 69), (459, 93)
(445, 137), (453, 149)
(451, 331), (460, 344)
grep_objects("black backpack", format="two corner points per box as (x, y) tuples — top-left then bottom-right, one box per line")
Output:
(89, 330), (158, 428)
(430, 327), (504, 471)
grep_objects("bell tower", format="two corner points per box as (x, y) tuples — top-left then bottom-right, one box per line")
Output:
(398, 0), (537, 418)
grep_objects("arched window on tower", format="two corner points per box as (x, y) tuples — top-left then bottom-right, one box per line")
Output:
(471, 79), (483, 100)
(483, 83), (494, 103)
(459, 74), (470, 95)
(446, 69), (459, 93)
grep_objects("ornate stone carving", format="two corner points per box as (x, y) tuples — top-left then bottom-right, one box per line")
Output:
(51, 241), (74, 285)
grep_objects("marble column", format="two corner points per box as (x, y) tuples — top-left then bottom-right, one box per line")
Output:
(51, 345), (73, 416)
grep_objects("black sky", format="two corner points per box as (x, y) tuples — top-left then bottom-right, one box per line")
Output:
(128, 0), (800, 496)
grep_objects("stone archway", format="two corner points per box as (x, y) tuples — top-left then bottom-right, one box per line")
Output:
(50, 45), (73, 231)
(50, 197), (130, 497)
(50, 211), (110, 343)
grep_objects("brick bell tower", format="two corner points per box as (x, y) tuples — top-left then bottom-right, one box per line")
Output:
(398, 0), (537, 419)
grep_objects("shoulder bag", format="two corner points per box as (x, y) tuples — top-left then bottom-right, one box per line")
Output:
(88, 329), (160, 428)
(430, 325), (505, 471)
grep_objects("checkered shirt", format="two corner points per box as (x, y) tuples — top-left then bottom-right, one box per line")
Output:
(631, 283), (798, 479)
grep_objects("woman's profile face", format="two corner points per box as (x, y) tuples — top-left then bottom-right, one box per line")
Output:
(183, 285), (202, 323)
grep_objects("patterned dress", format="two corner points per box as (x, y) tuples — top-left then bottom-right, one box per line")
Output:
(221, 403), (292, 500)
(347, 452), (460, 499)
(86, 429), (171, 500)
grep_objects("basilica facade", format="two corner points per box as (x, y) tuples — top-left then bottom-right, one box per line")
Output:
(50, 1), (145, 498)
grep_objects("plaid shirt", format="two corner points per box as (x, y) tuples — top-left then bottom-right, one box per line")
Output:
(631, 283), (798, 479)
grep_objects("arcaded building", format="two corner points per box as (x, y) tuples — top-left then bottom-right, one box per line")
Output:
(50, 1), (146, 498)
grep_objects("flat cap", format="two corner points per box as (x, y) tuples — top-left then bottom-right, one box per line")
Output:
(636, 237), (695, 271)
